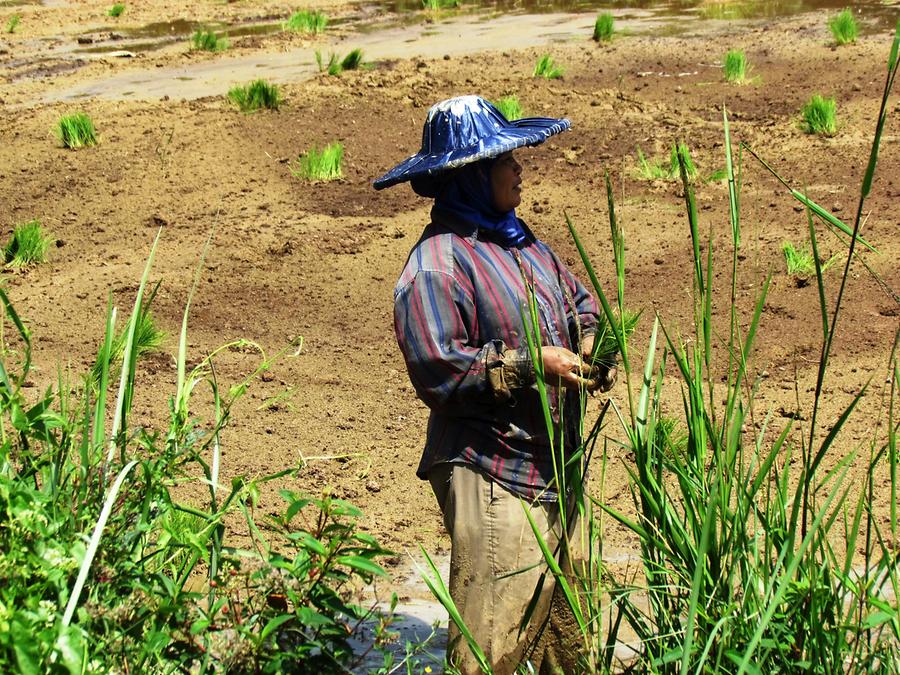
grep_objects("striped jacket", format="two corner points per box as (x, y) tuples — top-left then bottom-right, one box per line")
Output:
(393, 207), (599, 500)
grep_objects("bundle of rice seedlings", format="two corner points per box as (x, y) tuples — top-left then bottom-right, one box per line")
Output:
(801, 94), (837, 135)
(533, 54), (563, 79)
(283, 10), (327, 34)
(828, 8), (858, 45)
(191, 29), (228, 52)
(3, 219), (52, 268)
(6, 14), (21, 33)
(56, 112), (98, 148)
(290, 142), (344, 180)
(422, 0), (461, 9)
(669, 142), (697, 179)
(316, 49), (365, 76)
(593, 13), (614, 42)
(492, 95), (524, 121)
(227, 80), (282, 112)
(107, 3), (125, 18)
(723, 49), (749, 83)
(89, 307), (166, 385)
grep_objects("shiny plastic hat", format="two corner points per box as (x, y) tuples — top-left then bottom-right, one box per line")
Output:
(372, 95), (570, 191)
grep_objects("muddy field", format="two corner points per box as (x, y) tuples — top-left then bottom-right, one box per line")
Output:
(1, 0), (898, 581)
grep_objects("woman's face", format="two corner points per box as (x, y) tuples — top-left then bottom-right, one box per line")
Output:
(490, 151), (523, 212)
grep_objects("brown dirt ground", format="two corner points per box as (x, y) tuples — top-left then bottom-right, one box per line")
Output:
(1, 1), (898, 578)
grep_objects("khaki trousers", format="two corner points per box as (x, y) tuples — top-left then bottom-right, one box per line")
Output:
(429, 463), (587, 675)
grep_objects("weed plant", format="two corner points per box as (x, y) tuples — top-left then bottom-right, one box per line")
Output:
(801, 94), (837, 135)
(3, 219), (52, 268)
(55, 112), (98, 149)
(423, 27), (900, 675)
(0, 233), (410, 672)
(291, 142), (344, 180)
(227, 79), (281, 112)
(107, 3), (125, 18)
(492, 95), (524, 121)
(533, 54), (563, 79)
(829, 8), (858, 45)
(282, 10), (327, 34)
(723, 48), (749, 83)
(593, 12), (614, 42)
(191, 29), (227, 52)
(6, 14), (20, 33)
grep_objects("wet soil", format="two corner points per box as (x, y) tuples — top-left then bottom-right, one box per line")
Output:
(1, 0), (898, 598)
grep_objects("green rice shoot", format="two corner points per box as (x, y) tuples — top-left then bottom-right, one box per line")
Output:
(55, 112), (98, 149)
(669, 141), (698, 179)
(227, 79), (282, 112)
(782, 241), (839, 283)
(422, 0), (461, 10)
(3, 219), (52, 268)
(290, 142), (344, 181)
(340, 48), (364, 71)
(590, 308), (640, 365)
(593, 13), (614, 42)
(801, 94), (837, 136)
(828, 8), (858, 45)
(107, 3), (125, 18)
(191, 29), (228, 52)
(635, 143), (698, 180)
(492, 95), (524, 121)
(723, 49), (748, 83)
(283, 10), (328, 34)
(316, 49), (365, 76)
(6, 14), (21, 33)
(90, 307), (166, 385)
(533, 54), (563, 79)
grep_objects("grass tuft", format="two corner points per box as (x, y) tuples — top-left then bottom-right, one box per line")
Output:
(782, 241), (838, 285)
(723, 49), (749, 83)
(6, 14), (21, 33)
(492, 95), (524, 121)
(533, 53), (564, 79)
(828, 8), (858, 45)
(191, 29), (228, 52)
(107, 3), (125, 18)
(55, 112), (98, 149)
(422, 0), (461, 10)
(3, 219), (52, 268)
(593, 12), (614, 42)
(801, 94), (837, 135)
(227, 79), (281, 112)
(90, 306), (166, 385)
(635, 142), (698, 180)
(282, 10), (327, 34)
(315, 48), (365, 76)
(290, 142), (344, 181)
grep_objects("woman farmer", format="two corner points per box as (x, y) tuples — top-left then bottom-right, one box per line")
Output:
(374, 96), (615, 674)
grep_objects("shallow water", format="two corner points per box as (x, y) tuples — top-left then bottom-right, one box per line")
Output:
(33, 0), (900, 103)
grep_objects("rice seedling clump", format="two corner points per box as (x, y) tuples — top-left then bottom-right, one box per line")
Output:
(828, 8), (858, 45)
(422, 0), (460, 10)
(492, 95), (524, 121)
(283, 10), (327, 34)
(533, 54), (563, 79)
(316, 49), (365, 76)
(6, 14), (21, 33)
(55, 112), (98, 148)
(593, 13), (614, 42)
(191, 29), (228, 52)
(634, 142), (698, 180)
(227, 79), (282, 112)
(723, 49), (749, 83)
(801, 94), (837, 135)
(3, 219), (52, 268)
(107, 3), (125, 18)
(291, 142), (344, 181)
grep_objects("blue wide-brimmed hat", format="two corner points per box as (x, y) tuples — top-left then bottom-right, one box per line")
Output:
(373, 95), (570, 192)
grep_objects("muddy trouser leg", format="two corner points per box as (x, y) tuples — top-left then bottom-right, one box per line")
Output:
(428, 463), (582, 675)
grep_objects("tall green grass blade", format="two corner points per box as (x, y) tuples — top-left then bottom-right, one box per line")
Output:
(806, 205), (829, 340)
(723, 107), (739, 247)
(636, 317), (659, 443)
(106, 228), (161, 464)
(62, 459), (140, 626)
(92, 304), (116, 450)
(417, 546), (492, 673)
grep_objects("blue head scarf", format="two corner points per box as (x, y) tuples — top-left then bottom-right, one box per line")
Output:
(432, 159), (527, 248)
